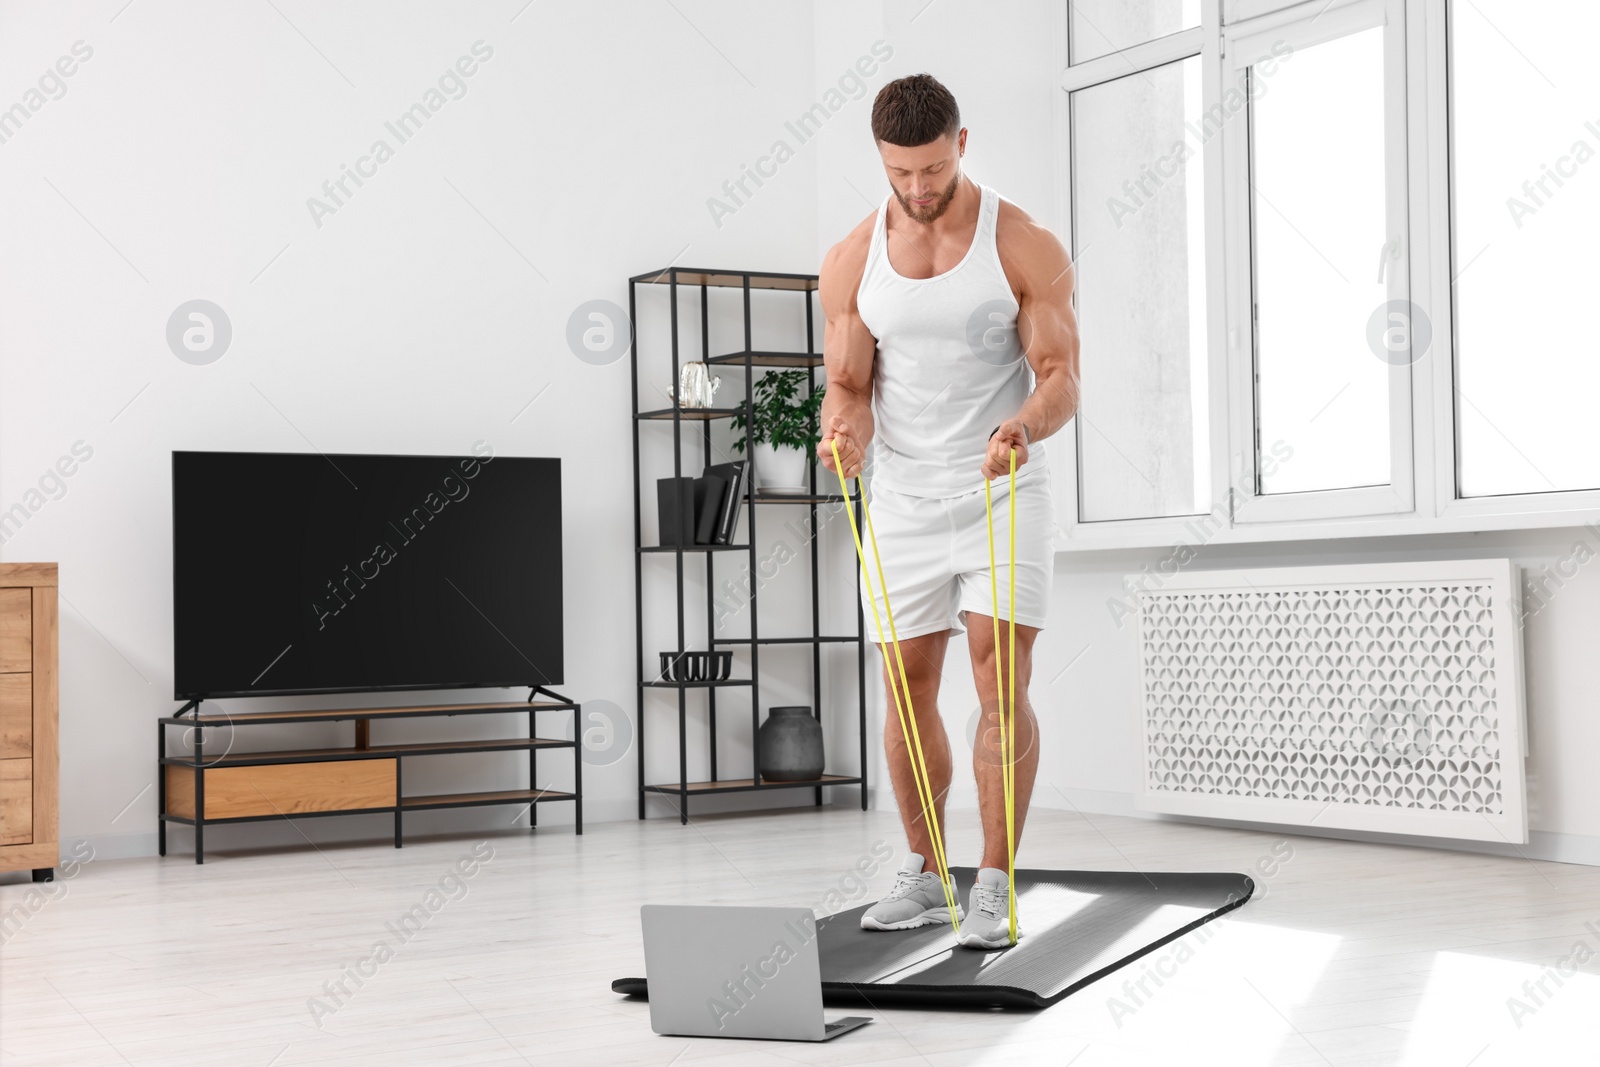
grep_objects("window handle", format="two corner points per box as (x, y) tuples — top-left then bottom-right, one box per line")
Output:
(1376, 236), (1402, 284)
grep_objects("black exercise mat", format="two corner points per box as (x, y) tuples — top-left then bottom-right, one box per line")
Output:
(613, 867), (1254, 1010)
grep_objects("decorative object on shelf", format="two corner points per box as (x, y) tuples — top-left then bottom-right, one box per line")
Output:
(658, 650), (733, 682)
(758, 706), (825, 781)
(753, 444), (810, 495)
(731, 370), (825, 493)
(675, 361), (722, 408)
(0, 563), (59, 883)
(656, 477), (697, 546)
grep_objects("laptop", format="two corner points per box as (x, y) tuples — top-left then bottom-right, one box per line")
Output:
(640, 904), (872, 1041)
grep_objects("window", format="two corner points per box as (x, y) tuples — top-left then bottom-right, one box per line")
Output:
(1070, 56), (1210, 522)
(1057, 0), (1598, 547)
(1070, 0), (1203, 65)
(1450, 2), (1600, 498)
(1225, 0), (1414, 522)
(1249, 26), (1391, 496)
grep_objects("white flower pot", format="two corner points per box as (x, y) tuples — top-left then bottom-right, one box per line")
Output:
(753, 442), (810, 494)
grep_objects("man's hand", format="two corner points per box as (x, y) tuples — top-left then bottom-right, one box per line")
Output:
(819, 415), (864, 480)
(983, 418), (1030, 481)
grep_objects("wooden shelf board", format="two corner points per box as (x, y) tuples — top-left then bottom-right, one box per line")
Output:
(645, 774), (860, 794)
(632, 269), (818, 292)
(175, 701), (572, 727)
(639, 544), (748, 553)
(636, 407), (741, 421)
(752, 493), (853, 505)
(712, 636), (859, 645)
(704, 351), (823, 368)
(403, 788), (575, 809)
(166, 737), (571, 766)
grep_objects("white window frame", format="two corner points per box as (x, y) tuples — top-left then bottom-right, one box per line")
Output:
(1427, 0), (1600, 525)
(1056, 21), (1219, 549)
(1222, 0), (1415, 524)
(1052, 0), (1600, 553)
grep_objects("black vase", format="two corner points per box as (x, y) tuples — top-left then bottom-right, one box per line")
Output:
(758, 706), (824, 781)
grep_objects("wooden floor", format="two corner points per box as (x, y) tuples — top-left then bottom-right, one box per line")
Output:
(2, 805), (1597, 1066)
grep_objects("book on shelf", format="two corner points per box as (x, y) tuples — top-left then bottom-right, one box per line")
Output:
(655, 477), (696, 546)
(693, 473), (726, 544)
(704, 460), (746, 544)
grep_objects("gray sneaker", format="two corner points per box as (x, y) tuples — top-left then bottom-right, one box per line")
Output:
(956, 866), (1021, 949)
(860, 853), (963, 931)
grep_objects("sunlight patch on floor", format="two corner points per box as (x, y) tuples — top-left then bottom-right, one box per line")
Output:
(1401, 947), (1600, 1064)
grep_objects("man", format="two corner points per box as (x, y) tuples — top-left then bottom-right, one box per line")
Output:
(817, 73), (1079, 949)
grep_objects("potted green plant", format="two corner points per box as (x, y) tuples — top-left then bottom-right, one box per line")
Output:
(730, 371), (825, 494)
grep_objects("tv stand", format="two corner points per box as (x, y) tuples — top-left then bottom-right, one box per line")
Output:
(158, 688), (582, 863)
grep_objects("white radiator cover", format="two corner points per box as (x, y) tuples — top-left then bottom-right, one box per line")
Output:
(1135, 559), (1527, 843)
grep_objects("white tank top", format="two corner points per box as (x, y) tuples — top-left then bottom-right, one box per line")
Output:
(856, 181), (1045, 498)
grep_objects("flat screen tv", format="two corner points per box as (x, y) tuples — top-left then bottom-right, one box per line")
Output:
(172, 449), (561, 699)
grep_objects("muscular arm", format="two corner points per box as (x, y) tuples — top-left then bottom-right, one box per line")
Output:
(984, 209), (1081, 481)
(817, 226), (877, 479)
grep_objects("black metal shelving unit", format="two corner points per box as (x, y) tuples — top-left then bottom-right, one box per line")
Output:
(629, 266), (868, 824)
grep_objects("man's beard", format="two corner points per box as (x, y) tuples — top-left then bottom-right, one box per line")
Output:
(894, 170), (962, 224)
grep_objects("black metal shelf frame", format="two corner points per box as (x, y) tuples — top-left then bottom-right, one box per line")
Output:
(629, 266), (869, 824)
(156, 690), (583, 863)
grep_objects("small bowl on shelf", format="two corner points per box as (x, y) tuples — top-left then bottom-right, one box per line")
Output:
(658, 651), (689, 681)
(659, 650), (732, 682)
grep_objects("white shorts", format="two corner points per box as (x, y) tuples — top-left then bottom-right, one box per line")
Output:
(857, 473), (1054, 642)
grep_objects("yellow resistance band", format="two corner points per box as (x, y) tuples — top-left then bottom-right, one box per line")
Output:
(983, 448), (1019, 945)
(830, 439), (961, 931)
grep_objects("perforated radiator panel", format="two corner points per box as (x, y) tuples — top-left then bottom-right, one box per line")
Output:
(1136, 560), (1526, 843)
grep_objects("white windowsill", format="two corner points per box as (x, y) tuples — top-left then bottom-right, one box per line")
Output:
(1055, 499), (1600, 554)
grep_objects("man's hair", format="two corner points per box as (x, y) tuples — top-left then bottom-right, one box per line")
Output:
(871, 73), (960, 147)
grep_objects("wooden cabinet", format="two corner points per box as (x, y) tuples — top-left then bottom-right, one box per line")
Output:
(0, 564), (58, 880)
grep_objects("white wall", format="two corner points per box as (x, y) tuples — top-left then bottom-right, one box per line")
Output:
(0, 0), (832, 854)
